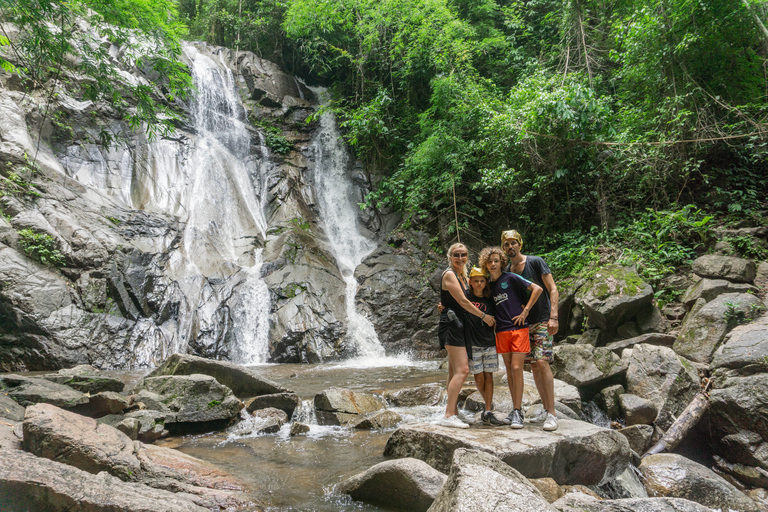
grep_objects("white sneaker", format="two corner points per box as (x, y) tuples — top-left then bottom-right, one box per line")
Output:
(543, 413), (558, 431)
(458, 411), (476, 425)
(438, 415), (470, 429)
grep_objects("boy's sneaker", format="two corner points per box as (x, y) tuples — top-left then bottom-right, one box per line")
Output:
(543, 413), (558, 431)
(438, 415), (469, 429)
(458, 411), (476, 425)
(482, 411), (507, 426)
(509, 409), (524, 429)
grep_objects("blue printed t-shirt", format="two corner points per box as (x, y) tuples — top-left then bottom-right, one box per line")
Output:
(489, 272), (533, 333)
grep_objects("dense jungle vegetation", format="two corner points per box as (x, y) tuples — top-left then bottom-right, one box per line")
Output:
(3, 0), (768, 291)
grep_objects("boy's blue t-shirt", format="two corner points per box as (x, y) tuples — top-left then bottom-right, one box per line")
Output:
(489, 272), (533, 332)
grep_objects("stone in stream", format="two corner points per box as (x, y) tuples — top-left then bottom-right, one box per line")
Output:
(148, 353), (288, 399)
(383, 382), (444, 407)
(639, 453), (762, 511)
(619, 394), (658, 426)
(383, 419), (631, 485)
(69, 391), (131, 418)
(99, 409), (169, 443)
(290, 422), (310, 436)
(691, 254), (757, 283)
(428, 448), (555, 512)
(337, 457), (446, 511)
(42, 364), (125, 393)
(245, 392), (300, 418)
(618, 424), (654, 455)
(22, 403), (252, 509)
(551, 345), (627, 390)
(0, 374), (89, 408)
(313, 387), (386, 426)
(552, 492), (717, 512)
(0, 448), (210, 512)
(597, 384), (625, 419)
(350, 410), (402, 429)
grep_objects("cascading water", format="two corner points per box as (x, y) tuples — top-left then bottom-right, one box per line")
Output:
(309, 88), (386, 361)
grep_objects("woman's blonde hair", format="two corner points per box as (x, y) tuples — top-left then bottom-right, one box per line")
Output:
(446, 243), (469, 279)
(478, 246), (508, 274)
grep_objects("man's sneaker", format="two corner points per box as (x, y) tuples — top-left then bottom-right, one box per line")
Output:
(458, 411), (476, 425)
(482, 411), (507, 426)
(509, 409), (524, 429)
(438, 415), (470, 429)
(543, 413), (558, 431)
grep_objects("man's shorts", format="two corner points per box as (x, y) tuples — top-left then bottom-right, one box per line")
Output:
(526, 321), (554, 363)
(496, 328), (530, 354)
(470, 346), (499, 374)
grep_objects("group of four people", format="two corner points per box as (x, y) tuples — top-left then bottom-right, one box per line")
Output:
(438, 230), (560, 431)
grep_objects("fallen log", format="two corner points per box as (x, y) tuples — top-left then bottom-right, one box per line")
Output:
(643, 379), (711, 458)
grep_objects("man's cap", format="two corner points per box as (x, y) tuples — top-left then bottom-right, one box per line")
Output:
(501, 229), (523, 249)
(469, 267), (488, 278)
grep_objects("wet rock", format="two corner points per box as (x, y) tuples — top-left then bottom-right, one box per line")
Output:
(625, 344), (699, 430)
(639, 453), (761, 511)
(551, 345), (627, 389)
(0, 448), (209, 512)
(148, 353), (288, 399)
(314, 387), (386, 426)
(552, 493), (715, 511)
(133, 374), (243, 430)
(253, 407), (288, 423)
(228, 410), (285, 436)
(0, 393), (25, 422)
(383, 419), (631, 485)
(605, 334), (676, 355)
(0, 374), (89, 408)
(674, 292), (763, 363)
(618, 425), (654, 455)
(290, 422), (310, 436)
(42, 364), (125, 393)
(747, 487), (768, 509)
(337, 457), (446, 512)
(712, 454), (768, 489)
(428, 448), (555, 512)
(595, 465), (648, 499)
(619, 394), (658, 426)
(575, 265), (654, 331)
(245, 392), (300, 418)
(350, 410), (402, 429)
(680, 278), (758, 308)
(711, 315), (768, 378)
(597, 384), (625, 419)
(383, 383), (444, 407)
(530, 477), (564, 503)
(691, 254), (757, 283)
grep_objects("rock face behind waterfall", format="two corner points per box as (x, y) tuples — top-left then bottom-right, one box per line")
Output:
(0, 28), (440, 369)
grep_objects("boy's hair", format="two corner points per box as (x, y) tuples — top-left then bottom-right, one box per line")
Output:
(478, 246), (508, 273)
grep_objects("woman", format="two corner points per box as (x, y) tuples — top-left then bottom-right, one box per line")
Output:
(479, 246), (542, 429)
(438, 243), (495, 428)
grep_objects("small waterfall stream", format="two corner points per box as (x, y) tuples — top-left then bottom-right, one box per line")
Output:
(309, 88), (386, 361)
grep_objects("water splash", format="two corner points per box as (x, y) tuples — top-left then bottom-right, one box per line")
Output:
(580, 400), (612, 428)
(308, 88), (386, 361)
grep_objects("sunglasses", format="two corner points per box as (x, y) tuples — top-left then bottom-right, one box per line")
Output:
(452, 252), (467, 258)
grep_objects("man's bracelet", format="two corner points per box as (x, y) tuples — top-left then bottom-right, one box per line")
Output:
(551, 317), (558, 320)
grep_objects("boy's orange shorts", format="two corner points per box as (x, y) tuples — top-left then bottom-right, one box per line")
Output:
(496, 328), (531, 354)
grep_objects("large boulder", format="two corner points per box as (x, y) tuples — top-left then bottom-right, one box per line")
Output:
(575, 265), (653, 331)
(383, 383), (444, 407)
(0, 374), (88, 408)
(625, 344), (699, 430)
(0, 448), (209, 512)
(336, 458), (446, 511)
(619, 394), (658, 426)
(428, 448), (555, 512)
(147, 353), (287, 398)
(691, 255), (757, 283)
(552, 493), (715, 511)
(673, 292), (763, 363)
(244, 392), (300, 418)
(383, 419), (631, 485)
(618, 425), (654, 455)
(0, 393), (25, 422)
(133, 374), (243, 429)
(551, 345), (627, 389)
(313, 387), (386, 426)
(711, 315), (768, 378)
(680, 278), (758, 308)
(604, 333), (676, 355)
(349, 410), (402, 429)
(42, 364), (125, 393)
(639, 453), (761, 511)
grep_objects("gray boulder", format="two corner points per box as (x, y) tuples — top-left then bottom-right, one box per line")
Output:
(605, 334), (676, 355)
(134, 374), (243, 428)
(42, 365), (125, 393)
(290, 422), (310, 436)
(147, 353), (288, 398)
(0, 393), (25, 422)
(314, 387), (386, 426)
(428, 448), (556, 512)
(674, 292), (763, 363)
(0, 448), (209, 512)
(0, 374), (88, 408)
(713, 454), (768, 489)
(350, 410), (402, 429)
(691, 254), (757, 283)
(383, 383), (444, 407)
(71, 391), (131, 418)
(681, 278), (758, 308)
(619, 394), (658, 426)
(711, 315), (768, 377)
(639, 453), (761, 511)
(618, 425), (654, 455)
(384, 419), (631, 485)
(625, 344), (699, 430)
(598, 384), (625, 419)
(337, 457), (446, 512)
(575, 265), (653, 331)
(552, 493), (715, 511)
(551, 345), (627, 389)
(99, 409), (169, 443)
(228, 408), (287, 436)
(244, 392), (300, 418)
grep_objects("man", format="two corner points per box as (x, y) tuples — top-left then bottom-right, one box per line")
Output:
(501, 230), (560, 431)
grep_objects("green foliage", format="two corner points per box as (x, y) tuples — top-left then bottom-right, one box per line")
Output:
(723, 235), (768, 260)
(17, 229), (66, 267)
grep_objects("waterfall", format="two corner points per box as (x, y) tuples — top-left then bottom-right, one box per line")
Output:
(309, 88), (386, 361)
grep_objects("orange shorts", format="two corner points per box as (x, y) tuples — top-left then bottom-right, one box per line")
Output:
(496, 328), (531, 354)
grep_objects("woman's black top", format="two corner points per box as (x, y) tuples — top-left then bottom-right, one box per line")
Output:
(438, 268), (469, 352)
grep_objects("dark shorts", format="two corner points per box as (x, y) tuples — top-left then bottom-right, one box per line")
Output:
(438, 319), (466, 348)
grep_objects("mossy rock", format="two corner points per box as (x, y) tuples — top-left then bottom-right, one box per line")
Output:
(576, 265), (653, 331)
